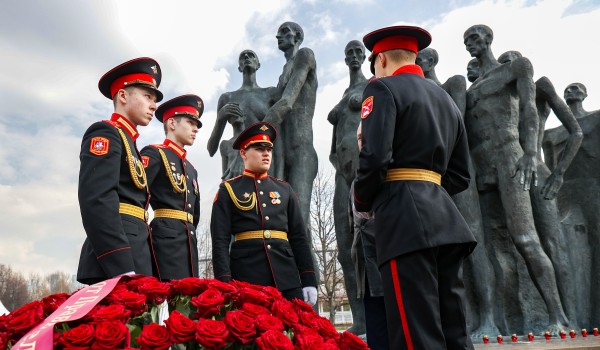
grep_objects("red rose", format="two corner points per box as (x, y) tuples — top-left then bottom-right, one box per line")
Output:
(164, 310), (195, 344)
(136, 279), (171, 305)
(195, 318), (229, 350)
(260, 286), (283, 303)
(291, 298), (315, 313)
(136, 323), (171, 350)
(41, 293), (70, 315)
(0, 314), (8, 333)
(109, 289), (147, 316)
(315, 316), (340, 341)
(5, 300), (44, 336)
(125, 276), (157, 291)
(190, 288), (226, 318)
(92, 304), (131, 323)
(1, 332), (9, 350)
(270, 299), (298, 328)
(92, 321), (129, 349)
(171, 277), (210, 296)
(238, 287), (271, 308)
(240, 303), (270, 318)
(323, 338), (341, 350)
(298, 311), (319, 328)
(207, 280), (239, 301)
(295, 331), (326, 350)
(255, 314), (284, 333)
(338, 331), (369, 350)
(256, 329), (294, 350)
(59, 324), (95, 348)
(224, 310), (257, 344)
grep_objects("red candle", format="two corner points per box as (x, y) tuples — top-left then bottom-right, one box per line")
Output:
(483, 335), (489, 344)
(582, 329), (588, 337)
(569, 329), (576, 338)
(594, 328), (599, 336)
(528, 332), (534, 341)
(497, 335), (503, 344)
(511, 334), (518, 342)
(560, 330), (567, 339)
(544, 331), (551, 340)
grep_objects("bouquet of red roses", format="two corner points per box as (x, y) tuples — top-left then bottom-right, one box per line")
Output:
(0, 275), (369, 350)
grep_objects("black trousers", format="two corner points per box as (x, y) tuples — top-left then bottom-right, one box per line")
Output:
(380, 244), (473, 350)
(364, 277), (389, 350)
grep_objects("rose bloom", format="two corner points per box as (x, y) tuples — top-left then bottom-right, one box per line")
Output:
(92, 304), (131, 323)
(41, 293), (70, 315)
(109, 289), (147, 316)
(224, 310), (257, 344)
(240, 303), (270, 319)
(126, 276), (158, 291)
(207, 280), (239, 301)
(164, 310), (195, 344)
(298, 311), (320, 328)
(92, 321), (129, 349)
(338, 331), (369, 350)
(136, 323), (172, 350)
(255, 314), (285, 333)
(270, 299), (299, 328)
(315, 316), (340, 341)
(238, 288), (271, 308)
(256, 329), (294, 350)
(294, 325), (326, 349)
(291, 298), (315, 313)
(260, 286), (283, 303)
(1, 332), (10, 350)
(5, 300), (44, 336)
(323, 338), (342, 350)
(58, 323), (95, 348)
(171, 277), (210, 296)
(190, 288), (226, 318)
(136, 279), (171, 305)
(195, 318), (229, 350)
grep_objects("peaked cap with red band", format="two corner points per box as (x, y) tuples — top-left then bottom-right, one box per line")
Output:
(363, 25), (432, 74)
(232, 122), (278, 150)
(98, 57), (163, 102)
(155, 94), (204, 128)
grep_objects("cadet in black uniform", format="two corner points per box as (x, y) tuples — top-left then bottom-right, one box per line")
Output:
(211, 122), (317, 305)
(77, 57), (163, 285)
(141, 95), (202, 281)
(354, 26), (477, 349)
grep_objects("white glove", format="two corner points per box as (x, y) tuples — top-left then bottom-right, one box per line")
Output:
(302, 286), (318, 306)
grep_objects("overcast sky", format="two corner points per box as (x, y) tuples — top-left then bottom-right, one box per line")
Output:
(1, 0), (598, 277)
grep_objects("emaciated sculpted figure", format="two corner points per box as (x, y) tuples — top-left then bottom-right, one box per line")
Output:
(264, 22), (318, 227)
(498, 50), (582, 327)
(417, 47), (499, 337)
(464, 24), (568, 334)
(208, 50), (279, 179)
(328, 40), (369, 335)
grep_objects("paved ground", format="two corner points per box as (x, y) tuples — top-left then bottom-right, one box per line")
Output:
(474, 336), (600, 349)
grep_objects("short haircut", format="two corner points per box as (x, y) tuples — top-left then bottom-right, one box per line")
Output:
(385, 48), (417, 63)
(164, 115), (183, 135)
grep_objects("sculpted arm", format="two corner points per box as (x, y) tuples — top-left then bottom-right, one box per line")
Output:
(208, 94), (243, 156)
(536, 77), (583, 199)
(443, 76), (466, 116)
(512, 57), (539, 191)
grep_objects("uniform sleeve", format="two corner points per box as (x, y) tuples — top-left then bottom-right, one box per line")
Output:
(210, 183), (232, 282)
(354, 79), (397, 212)
(442, 115), (471, 195)
(286, 184), (317, 287)
(193, 170), (200, 226)
(140, 146), (161, 188)
(78, 122), (135, 276)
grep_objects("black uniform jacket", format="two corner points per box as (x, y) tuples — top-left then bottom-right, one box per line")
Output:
(354, 65), (477, 266)
(77, 113), (154, 284)
(141, 139), (200, 281)
(211, 170), (317, 291)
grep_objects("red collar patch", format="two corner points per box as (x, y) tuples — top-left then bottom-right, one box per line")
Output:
(361, 96), (374, 119)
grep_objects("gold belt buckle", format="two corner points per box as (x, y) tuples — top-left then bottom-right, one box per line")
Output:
(263, 230), (271, 239)
(144, 211), (149, 221)
(187, 213), (193, 223)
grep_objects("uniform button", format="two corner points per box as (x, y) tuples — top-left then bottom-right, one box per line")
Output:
(257, 180), (261, 184)
(187, 190), (190, 194)
(260, 191), (264, 195)
(262, 203), (266, 207)
(188, 204), (192, 208)
(265, 216), (270, 220)
(267, 245), (271, 249)
(186, 175), (189, 179)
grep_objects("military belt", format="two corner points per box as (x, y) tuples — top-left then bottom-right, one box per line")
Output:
(235, 230), (288, 241)
(385, 168), (442, 185)
(119, 203), (149, 222)
(154, 208), (194, 224)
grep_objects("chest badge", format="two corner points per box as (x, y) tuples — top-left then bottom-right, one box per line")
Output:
(270, 191), (281, 205)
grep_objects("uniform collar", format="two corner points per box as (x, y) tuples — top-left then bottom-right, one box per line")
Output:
(392, 64), (424, 77)
(163, 139), (186, 160)
(243, 168), (268, 179)
(110, 113), (139, 140)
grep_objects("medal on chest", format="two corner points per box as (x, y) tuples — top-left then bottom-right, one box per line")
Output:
(270, 191), (281, 205)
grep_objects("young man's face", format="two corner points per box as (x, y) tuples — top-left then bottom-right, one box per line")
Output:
(170, 117), (199, 147)
(241, 145), (272, 173)
(122, 86), (157, 127)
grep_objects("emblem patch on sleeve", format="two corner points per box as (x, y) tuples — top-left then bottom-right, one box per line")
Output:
(361, 96), (374, 119)
(141, 156), (150, 168)
(89, 137), (110, 156)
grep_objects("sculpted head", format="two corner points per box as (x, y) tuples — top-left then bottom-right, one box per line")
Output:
(238, 50), (260, 73)
(464, 24), (493, 58)
(564, 83), (588, 104)
(416, 48), (439, 74)
(277, 22), (304, 51)
(466, 58), (479, 83)
(344, 40), (366, 71)
(498, 50), (522, 64)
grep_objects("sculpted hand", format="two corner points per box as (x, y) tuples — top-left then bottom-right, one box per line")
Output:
(264, 99), (291, 125)
(512, 154), (537, 191)
(218, 103), (243, 121)
(541, 171), (563, 200)
(302, 286), (318, 306)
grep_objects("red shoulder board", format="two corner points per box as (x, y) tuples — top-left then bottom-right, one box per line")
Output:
(361, 96), (374, 119)
(102, 120), (118, 127)
(150, 144), (166, 149)
(89, 137), (110, 156)
(142, 156), (150, 168)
